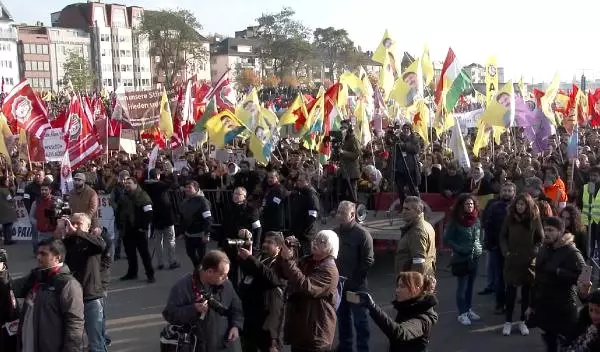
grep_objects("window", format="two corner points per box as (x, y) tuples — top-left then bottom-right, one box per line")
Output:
(119, 50), (126, 57)
(100, 34), (110, 42)
(101, 49), (108, 57)
(42, 45), (48, 55)
(5, 78), (13, 85)
(23, 43), (30, 54)
(44, 78), (51, 87)
(30, 78), (38, 87)
(25, 61), (31, 70)
(8, 60), (11, 69)
(43, 61), (49, 71)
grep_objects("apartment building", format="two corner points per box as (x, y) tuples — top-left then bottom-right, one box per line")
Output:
(0, 2), (19, 92)
(48, 27), (91, 91)
(51, 1), (152, 91)
(16, 25), (52, 90)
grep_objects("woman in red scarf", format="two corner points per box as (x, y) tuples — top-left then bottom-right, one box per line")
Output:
(443, 193), (483, 326)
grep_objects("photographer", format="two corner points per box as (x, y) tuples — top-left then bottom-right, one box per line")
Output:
(0, 249), (18, 352)
(222, 187), (262, 289)
(29, 181), (58, 247)
(163, 250), (243, 352)
(394, 124), (421, 205)
(238, 231), (287, 352)
(57, 212), (107, 352)
(338, 122), (360, 203)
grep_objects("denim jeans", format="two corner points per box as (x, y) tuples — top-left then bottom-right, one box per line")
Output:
(84, 298), (107, 352)
(456, 261), (478, 315)
(101, 296), (111, 346)
(337, 293), (370, 352)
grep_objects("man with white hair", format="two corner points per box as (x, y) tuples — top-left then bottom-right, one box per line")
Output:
(334, 201), (374, 352)
(278, 230), (340, 352)
(58, 212), (107, 352)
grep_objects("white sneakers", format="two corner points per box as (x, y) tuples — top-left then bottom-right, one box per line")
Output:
(457, 313), (471, 325)
(457, 309), (481, 326)
(502, 321), (529, 336)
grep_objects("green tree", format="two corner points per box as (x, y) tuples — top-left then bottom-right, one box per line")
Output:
(138, 9), (208, 91)
(62, 51), (95, 91)
(254, 7), (313, 78)
(313, 27), (358, 80)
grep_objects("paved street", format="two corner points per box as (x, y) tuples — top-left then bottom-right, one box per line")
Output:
(3, 240), (546, 352)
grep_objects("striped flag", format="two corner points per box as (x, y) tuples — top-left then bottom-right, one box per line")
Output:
(435, 48), (471, 113)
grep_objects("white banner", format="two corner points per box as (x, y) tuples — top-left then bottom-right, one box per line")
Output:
(13, 195), (115, 241)
(43, 128), (67, 162)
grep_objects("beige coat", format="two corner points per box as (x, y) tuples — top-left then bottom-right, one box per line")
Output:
(395, 214), (437, 276)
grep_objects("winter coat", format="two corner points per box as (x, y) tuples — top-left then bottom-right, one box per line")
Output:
(368, 294), (439, 352)
(339, 134), (361, 180)
(0, 187), (16, 224)
(394, 215), (437, 276)
(531, 235), (585, 335)
(162, 274), (243, 352)
(442, 219), (482, 266)
(143, 180), (175, 229)
(482, 199), (510, 251)
(278, 255), (339, 351)
(499, 216), (544, 286)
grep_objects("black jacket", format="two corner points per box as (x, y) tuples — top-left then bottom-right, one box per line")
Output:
(23, 182), (42, 213)
(289, 186), (319, 241)
(531, 240), (585, 334)
(368, 294), (438, 352)
(239, 255), (286, 348)
(482, 198), (510, 251)
(179, 193), (213, 236)
(222, 203), (261, 248)
(261, 184), (289, 232)
(143, 180), (175, 229)
(63, 230), (106, 301)
(118, 187), (153, 233)
(0, 269), (19, 352)
(99, 229), (113, 293)
(334, 222), (374, 291)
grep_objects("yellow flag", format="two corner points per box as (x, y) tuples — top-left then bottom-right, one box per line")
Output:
(372, 29), (398, 76)
(340, 71), (366, 97)
(205, 111), (245, 148)
(479, 81), (514, 127)
(158, 88), (173, 138)
(391, 56), (423, 108)
(541, 73), (560, 125)
(518, 76), (527, 98)
(354, 99), (372, 147)
(0, 115), (13, 164)
(473, 120), (491, 157)
(358, 67), (374, 98)
(406, 100), (429, 145)
(235, 88), (262, 131)
(485, 56), (498, 104)
(279, 94), (306, 126)
(421, 44), (434, 86)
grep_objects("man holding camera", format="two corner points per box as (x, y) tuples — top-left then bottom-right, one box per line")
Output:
(163, 250), (243, 352)
(222, 187), (262, 289)
(238, 231), (287, 352)
(57, 213), (107, 352)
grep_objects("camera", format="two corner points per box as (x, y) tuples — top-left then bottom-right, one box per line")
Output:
(284, 236), (299, 248)
(0, 248), (7, 265)
(44, 197), (72, 222)
(225, 238), (252, 250)
(196, 291), (227, 316)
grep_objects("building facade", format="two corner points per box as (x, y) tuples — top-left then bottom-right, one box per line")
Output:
(48, 27), (91, 91)
(210, 37), (261, 84)
(52, 2), (152, 91)
(0, 2), (19, 92)
(16, 25), (52, 91)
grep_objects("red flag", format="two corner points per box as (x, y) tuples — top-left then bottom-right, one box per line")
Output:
(65, 95), (102, 169)
(2, 80), (50, 138)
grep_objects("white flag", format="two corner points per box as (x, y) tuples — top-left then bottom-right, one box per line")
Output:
(450, 115), (471, 170)
(148, 145), (159, 171)
(60, 152), (73, 195)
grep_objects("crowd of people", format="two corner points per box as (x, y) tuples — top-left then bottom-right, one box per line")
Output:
(0, 83), (598, 352)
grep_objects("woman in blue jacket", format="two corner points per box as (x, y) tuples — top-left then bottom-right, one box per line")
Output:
(443, 193), (483, 326)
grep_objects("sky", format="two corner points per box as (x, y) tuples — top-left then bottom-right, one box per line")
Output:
(3, 0), (599, 83)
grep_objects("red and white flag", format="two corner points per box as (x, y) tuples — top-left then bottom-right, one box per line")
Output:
(65, 95), (102, 169)
(2, 80), (51, 138)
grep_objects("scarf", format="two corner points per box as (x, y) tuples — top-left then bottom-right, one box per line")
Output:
(459, 210), (479, 227)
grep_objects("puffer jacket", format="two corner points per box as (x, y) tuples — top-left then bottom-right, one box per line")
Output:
(442, 219), (482, 265)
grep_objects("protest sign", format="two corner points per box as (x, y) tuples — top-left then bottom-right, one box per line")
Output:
(42, 128), (67, 161)
(123, 89), (162, 130)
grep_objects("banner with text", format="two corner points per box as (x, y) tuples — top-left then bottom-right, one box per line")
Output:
(123, 89), (162, 130)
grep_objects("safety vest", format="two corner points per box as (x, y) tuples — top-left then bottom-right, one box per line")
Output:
(581, 183), (600, 225)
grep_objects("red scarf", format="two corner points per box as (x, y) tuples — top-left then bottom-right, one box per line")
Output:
(32, 265), (62, 295)
(459, 210), (479, 227)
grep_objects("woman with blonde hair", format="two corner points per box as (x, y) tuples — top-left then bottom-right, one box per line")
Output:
(499, 193), (544, 336)
(357, 272), (438, 352)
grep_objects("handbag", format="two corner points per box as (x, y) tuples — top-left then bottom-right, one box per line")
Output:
(450, 260), (471, 277)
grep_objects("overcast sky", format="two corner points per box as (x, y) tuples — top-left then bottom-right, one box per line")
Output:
(3, 0), (597, 83)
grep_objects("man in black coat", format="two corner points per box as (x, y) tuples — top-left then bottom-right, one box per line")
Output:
(238, 231), (287, 352)
(394, 124), (421, 205)
(261, 171), (289, 233)
(144, 169), (180, 270)
(290, 172), (320, 255)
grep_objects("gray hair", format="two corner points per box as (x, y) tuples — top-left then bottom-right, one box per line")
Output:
(71, 212), (92, 230)
(338, 200), (356, 213)
(314, 230), (339, 259)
